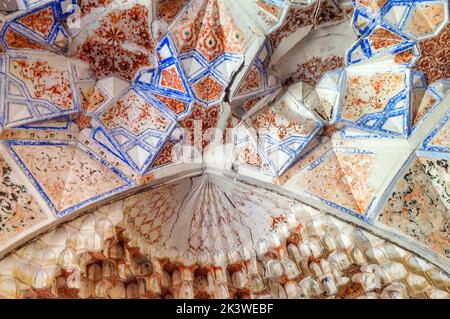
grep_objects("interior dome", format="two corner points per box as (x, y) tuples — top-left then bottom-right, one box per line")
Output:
(0, 0), (449, 299)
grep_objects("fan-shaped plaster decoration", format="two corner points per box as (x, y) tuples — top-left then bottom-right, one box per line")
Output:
(0, 0), (449, 300)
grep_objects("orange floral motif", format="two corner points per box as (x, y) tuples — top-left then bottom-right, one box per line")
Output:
(394, 49), (415, 64)
(342, 72), (405, 121)
(429, 120), (450, 149)
(74, 113), (92, 130)
(256, 0), (283, 18)
(192, 75), (224, 102)
(269, 5), (316, 50)
(314, 0), (347, 26)
(79, 86), (107, 112)
(284, 55), (344, 86)
(79, 0), (114, 17)
(170, 0), (205, 54)
(257, 6), (280, 28)
(78, 39), (150, 81)
(218, 0), (245, 55)
(18, 7), (54, 38)
(179, 102), (221, 152)
(405, 3), (445, 36)
(356, 0), (387, 13)
(11, 144), (127, 213)
(243, 96), (263, 111)
(160, 66), (186, 93)
(237, 144), (263, 168)
(152, 142), (177, 168)
(252, 100), (316, 140)
(4, 28), (45, 50)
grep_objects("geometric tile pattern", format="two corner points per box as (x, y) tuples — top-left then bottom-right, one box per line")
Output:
(339, 63), (412, 138)
(74, 2), (156, 81)
(229, 40), (281, 114)
(0, 190), (448, 299)
(235, 84), (323, 176)
(0, 0), (449, 300)
(0, 53), (83, 128)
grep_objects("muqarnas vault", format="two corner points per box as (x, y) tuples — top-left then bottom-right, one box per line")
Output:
(0, 0), (449, 299)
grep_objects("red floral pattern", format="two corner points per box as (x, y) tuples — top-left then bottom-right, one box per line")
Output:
(355, 0), (387, 13)
(394, 48), (416, 64)
(152, 142), (177, 168)
(236, 65), (263, 96)
(79, 0), (114, 17)
(171, 0), (245, 62)
(368, 27), (404, 51)
(79, 85), (107, 113)
(415, 24), (450, 83)
(77, 4), (155, 80)
(74, 112), (92, 130)
(314, 0), (346, 26)
(4, 28), (45, 50)
(269, 5), (316, 51)
(18, 7), (54, 38)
